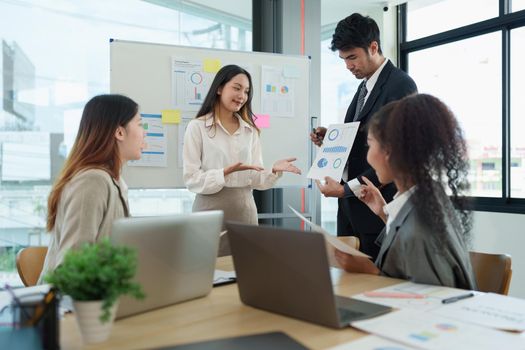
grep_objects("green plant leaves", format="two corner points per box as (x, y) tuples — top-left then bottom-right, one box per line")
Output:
(45, 237), (145, 322)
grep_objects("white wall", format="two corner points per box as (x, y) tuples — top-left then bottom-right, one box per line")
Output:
(472, 211), (525, 298)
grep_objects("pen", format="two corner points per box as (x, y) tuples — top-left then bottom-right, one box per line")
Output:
(441, 292), (475, 304)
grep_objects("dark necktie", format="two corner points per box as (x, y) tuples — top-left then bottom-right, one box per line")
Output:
(353, 81), (368, 121)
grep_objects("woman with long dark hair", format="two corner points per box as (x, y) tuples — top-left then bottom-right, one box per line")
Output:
(183, 65), (300, 252)
(39, 94), (145, 281)
(334, 93), (476, 289)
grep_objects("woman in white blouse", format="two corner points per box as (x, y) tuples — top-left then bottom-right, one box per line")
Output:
(183, 65), (301, 251)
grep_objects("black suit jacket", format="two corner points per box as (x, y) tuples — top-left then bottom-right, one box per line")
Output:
(338, 60), (417, 258)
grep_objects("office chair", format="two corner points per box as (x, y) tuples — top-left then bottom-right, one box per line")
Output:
(16, 246), (48, 286)
(469, 251), (512, 295)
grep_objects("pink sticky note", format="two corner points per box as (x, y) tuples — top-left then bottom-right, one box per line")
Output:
(254, 114), (270, 129)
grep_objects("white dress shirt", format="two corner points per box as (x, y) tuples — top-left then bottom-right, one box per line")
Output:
(183, 113), (280, 195)
(346, 58), (390, 192)
(383, 185), (416, 235)
(362, 57), (389, 105)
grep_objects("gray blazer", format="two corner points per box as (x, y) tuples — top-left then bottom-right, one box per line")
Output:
(374, 195), (477, 290)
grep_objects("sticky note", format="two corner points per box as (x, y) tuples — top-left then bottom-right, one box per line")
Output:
(203, 59), (221, 73)
(161, 109), (181, 124)
(254, 114), (270, 129)
(283, 64), (300, 78)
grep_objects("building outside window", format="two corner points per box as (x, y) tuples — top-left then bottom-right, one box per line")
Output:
(0, 0), (251, 286)
(402, 0), (525, 209)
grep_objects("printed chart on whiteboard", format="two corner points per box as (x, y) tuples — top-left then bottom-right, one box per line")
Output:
(128, 113), (167, 167)
(260, 65), (295, 117)
(171, 59), (214, 112)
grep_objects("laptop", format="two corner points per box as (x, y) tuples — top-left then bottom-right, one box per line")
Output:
(225, 222), (392, 328)
(112, 210), (223, 319)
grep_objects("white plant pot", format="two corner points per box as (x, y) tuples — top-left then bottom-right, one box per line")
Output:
(73, 299), (119, 344)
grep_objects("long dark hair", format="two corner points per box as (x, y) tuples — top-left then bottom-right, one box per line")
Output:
(47, 94), (138, 231)
(368, 93), (471, 245)
(195, 64), (259, 133)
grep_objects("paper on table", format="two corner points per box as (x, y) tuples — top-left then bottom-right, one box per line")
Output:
(289, 206), (370, 258)
(213, 270), (236, 285)
(353, 281), (482, 312)
(432, 292), (525, 332)
(352, 309), (524, 350)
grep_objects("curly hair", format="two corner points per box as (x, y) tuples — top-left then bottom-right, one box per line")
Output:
(368, 94), (472, 246)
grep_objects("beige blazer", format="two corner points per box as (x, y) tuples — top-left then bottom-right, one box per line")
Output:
(38, 168), (128, 283)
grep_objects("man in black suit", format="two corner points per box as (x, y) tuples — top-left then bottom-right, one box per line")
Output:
(311, 13), (417, 259)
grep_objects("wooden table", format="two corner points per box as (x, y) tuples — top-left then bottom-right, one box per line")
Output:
(60, 257), (403, 349)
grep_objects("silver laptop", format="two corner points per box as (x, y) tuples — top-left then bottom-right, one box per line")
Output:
(112, 211), (223, 319)
(226, 222), (392, 329)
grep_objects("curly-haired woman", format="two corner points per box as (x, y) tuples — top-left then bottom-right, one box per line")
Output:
(334, 93), (476, 290)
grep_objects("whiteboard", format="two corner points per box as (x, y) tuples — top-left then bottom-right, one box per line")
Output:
(110, 39), (310, 188)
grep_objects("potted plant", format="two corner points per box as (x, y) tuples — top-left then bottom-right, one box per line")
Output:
(45, 238), (144, 344)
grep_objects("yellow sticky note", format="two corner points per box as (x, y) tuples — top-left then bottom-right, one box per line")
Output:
(203, 58), (221, 73)
(161, 110), (181, 124)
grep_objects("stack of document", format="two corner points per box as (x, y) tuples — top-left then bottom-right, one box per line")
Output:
(351, 309), (524, 350)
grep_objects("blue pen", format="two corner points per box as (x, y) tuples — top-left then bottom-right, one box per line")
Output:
(441, 292), (475, 304)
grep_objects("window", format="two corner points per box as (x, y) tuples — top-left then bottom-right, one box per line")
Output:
(319, 36), (360, 233)
(401, 0), (525, 212)
(511, 26), (525, 198)
(406, 0), (498, 41)
(407, 32), (502, 197)
(513, 0), (525, 12)
(0, 0), (251, 286)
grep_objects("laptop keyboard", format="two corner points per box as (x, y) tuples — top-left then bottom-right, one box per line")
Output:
(337, 308), (366, 322)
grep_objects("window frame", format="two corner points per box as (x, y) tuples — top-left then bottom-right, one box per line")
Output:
(398, 1), (525, 214)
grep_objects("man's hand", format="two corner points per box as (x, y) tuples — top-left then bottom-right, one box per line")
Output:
(310, 127), (327, 147)
(315, 176), (345, 198)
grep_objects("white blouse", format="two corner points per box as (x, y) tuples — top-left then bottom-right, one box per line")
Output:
(183, 113), (280, 194)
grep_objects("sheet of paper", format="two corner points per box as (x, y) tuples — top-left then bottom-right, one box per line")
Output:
(213, 270), (236, 285)
(307, 122), (360, 180)
(171, 58), (215, 112)
(289, 205), (370, 258)
(432, 292), (525, 332)
(352, 309), (524, 350)
(352, 281), (481, 312)
(261, 65), (295, 117)
(328, 334), (419, 350)
(128, 113), (167, 167)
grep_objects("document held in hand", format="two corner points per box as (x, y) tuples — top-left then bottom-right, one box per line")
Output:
(289, 206), (370, 258)
(307, 122), (360, 180)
